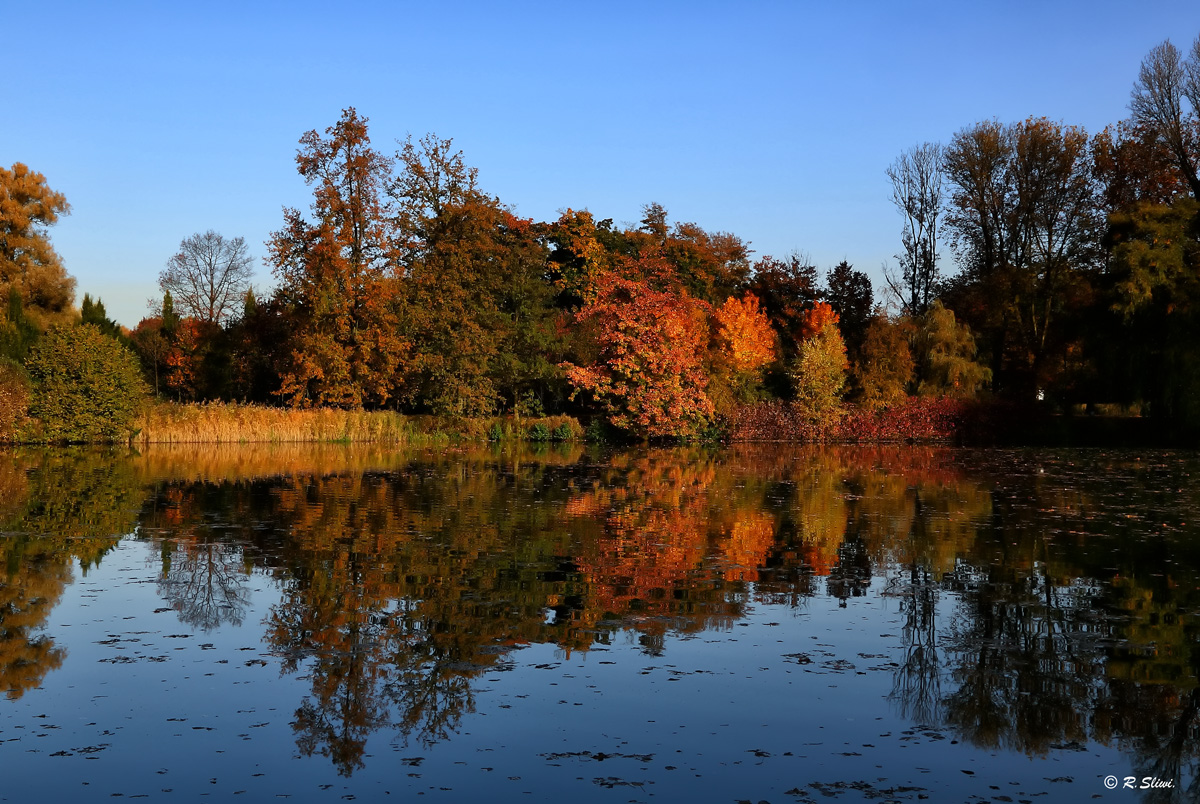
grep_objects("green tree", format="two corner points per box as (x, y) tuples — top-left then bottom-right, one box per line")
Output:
(80, 293), (125, 342)
(26, 324), (148, 442)
(912, 301), (990, 398)
(0, 287), (39, 363)
(824, 260), (873, 362)
(1102, 198), (1200, 425)
(854, 315), (915, 409)
(390, 134), (558, 416)
(160, 290), (180, 337)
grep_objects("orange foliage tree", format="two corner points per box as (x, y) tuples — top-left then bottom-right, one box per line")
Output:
(163, 318), (210, 401)
(564, 271), (713, 438)
(715, 293), (775, 373)
(708, 293), (777, 416)
(0, 163), (76, 328)
(269, 108), (406, 408)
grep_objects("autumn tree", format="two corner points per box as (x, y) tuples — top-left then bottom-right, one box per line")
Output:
(389, 134), (557, 416)
(546, 208), (608, 307)
(943, 118), (1100, 396)
(792, 302), (848, 425)
(160, 231), (254, 325)
(0, 163), (75, 328)
(714, 294), (776, 375)
(1129, 35), (1200, 200)
(162, 317), (226, 401)
(912, 301), (990, 398)
(886, 143), (944, 316)
(269, 108), (405, 408)
(662, 219), (751, 303)
(709, 293), (776, 415)
(564, 271), (713, 438)
(1092, 121), (1189, 212)
(854, 315), (915, 409)
(390, 133), (500, 415)
(745, 253), (820, 355)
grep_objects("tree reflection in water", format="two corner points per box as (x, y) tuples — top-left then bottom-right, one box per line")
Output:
(1, 444), (1198, 788)
(0, 450), (134, 698)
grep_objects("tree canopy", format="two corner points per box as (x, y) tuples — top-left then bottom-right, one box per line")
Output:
(0, 163), (75, 327)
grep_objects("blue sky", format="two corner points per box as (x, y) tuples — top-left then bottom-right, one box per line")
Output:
(6, 1), (1200, 326)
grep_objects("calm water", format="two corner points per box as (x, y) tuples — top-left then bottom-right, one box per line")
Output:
(1, 444), (1198, 802)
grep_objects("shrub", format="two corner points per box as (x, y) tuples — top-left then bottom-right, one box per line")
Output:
(27, 324), (149, 443)
(527, 422), (551, 442)
(551, 423), (574, 441)
(584, 418), (608, 443)
(0, 359), (30, 441)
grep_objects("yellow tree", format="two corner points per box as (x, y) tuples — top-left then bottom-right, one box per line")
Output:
(0, 163), (76, 328)
(792, 302), (849, 425)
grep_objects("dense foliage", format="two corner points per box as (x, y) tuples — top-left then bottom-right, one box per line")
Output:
(9, 32), (1200, 442)
(26, 325), (147, 442)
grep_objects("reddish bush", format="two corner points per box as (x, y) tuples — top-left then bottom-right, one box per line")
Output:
(728, 396), (970, 443)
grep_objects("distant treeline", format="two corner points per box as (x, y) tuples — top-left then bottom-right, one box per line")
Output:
(2, 34), (1200, 442)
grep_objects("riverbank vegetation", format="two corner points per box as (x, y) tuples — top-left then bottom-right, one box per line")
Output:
(2, 35), (1200, 444)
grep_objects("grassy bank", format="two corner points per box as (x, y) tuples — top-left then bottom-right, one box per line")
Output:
(132, 401), (584, 446)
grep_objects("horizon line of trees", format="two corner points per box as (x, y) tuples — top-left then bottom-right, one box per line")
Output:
(2, 33), (1200, 439)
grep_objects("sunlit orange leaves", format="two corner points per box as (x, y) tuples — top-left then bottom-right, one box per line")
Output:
(715, 293), (775, 373)
(721, 511), (776, 581)
(800, 301), (840, 341)
(564, 272), (714, 438)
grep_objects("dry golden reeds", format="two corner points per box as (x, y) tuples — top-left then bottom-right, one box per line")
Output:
(132, 401), (583, 447)
(133, 402), (421, 445)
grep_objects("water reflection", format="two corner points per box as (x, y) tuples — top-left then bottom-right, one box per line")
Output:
(0, 444), (1198, 791)
(0, 450), (135, 698)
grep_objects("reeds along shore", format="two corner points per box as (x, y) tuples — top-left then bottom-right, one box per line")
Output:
(131, 401), (584, 445)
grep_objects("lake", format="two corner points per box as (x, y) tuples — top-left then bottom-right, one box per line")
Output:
(0, 443), (1197, 802)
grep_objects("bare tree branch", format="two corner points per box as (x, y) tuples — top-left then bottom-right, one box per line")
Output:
(160, 230), (254, 325)
(1130, 38), (1200, 199)
(887, 142), (944, 316)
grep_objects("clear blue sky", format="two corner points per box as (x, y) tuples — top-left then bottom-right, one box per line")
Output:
(6, 1), (1200, 326)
